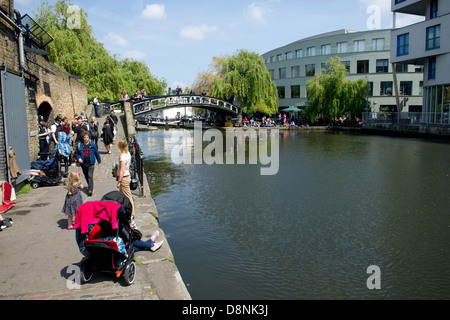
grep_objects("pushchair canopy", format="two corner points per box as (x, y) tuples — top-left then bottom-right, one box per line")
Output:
(74, 201), (121, 234)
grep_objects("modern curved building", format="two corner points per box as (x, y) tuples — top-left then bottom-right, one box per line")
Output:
(262, 29), (424, 113)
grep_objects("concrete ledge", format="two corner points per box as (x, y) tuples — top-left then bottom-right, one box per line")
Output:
(329, 124), (450, 141)
(123, 103), (191, 300)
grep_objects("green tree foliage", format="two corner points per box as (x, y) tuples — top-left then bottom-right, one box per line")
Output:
(34, 0), (166, 102)
(211, 50), (278, 115)
(306, 57), (367, 122)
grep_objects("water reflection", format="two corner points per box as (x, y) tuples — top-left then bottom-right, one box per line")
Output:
(138, 129), (450, 299)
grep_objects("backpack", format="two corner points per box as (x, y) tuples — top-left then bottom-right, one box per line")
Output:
(89, 123), (99, 139)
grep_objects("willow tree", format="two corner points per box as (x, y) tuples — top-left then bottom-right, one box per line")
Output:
(211, 49), (278, 115)
(34, 0), (166, 101)
(306, 57), (367, 122)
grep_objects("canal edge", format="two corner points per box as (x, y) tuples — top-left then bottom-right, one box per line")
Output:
(123, 102), (192, 300)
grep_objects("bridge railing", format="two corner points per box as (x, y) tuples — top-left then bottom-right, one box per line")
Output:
(131, 95), (239, 115)
(363, 112), (450, 126)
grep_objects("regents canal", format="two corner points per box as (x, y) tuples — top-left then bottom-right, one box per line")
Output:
(137, 128), (450, 300)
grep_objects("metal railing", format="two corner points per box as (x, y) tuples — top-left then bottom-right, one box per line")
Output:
(131, 95), (240, 116)
(362, 112), (450, 126)
(128, 134), (144, 197)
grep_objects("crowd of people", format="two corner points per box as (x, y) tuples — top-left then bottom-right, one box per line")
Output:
(37, 108), (163, 252)
(38, 110), (119, 177)
(236, 115), (312, 128)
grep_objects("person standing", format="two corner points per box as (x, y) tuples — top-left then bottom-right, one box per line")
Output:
(89, 116), (99, 147)
(38, 116), (50, 160)
(62, 172), (83, 230)
(109, 110), (118, 143)
(73, 116), (89, 147)
(75, 132), (101, 196)
(55, 123), (72, 177)
(93, 95), (100, 118)
(116, 139), (135, 226)
(101, 117), (114, 154)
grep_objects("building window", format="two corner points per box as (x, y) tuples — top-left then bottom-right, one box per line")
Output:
(430, 0), (438, 19)
(291, 85), (301, 99)
(277, 86), (285, 99)
(337, 42), (347, 53)
(277, 54), (283, 61)
(400, 81), (413, 95)
(321, 44), (331, 55)
(415, 65), (424, 73)
(279, 68), (286, 79)
(357, 60), (369, 74)
(397, 33), (409, 56)
(395, 64), (408, 73)
(354, 40), (365, 52)
(376, 59), (389, 73)
(426, 25), (440, 50)
(306, 47), (316, 57)
(269, 69), (274, 80)
(419, 81), (423, 95)
(43, 81), (51, 97)
(372, 38), (385, 51)
(380, 81), (393, 96)
(342, 61), (351, 73)
(428, 57), (436, 80)
(295, 49), (303, 58)
(286, 52), (293, 60)
(26, 82), (37, 103)
(291, 66), (300, 78)
(305, 64), (315, 76)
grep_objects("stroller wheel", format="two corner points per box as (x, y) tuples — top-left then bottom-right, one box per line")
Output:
(31, 182), (39, 189)
(123, 261), (136, 286)
(80, 260), (94, 284)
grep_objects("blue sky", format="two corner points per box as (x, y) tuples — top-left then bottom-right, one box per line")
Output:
(14, 0), (423, 91)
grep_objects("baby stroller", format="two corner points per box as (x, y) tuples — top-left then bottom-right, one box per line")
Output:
(28, 157), (62, 189)
(74, 194), (139, 286)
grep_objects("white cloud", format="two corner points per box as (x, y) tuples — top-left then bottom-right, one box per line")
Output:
(179, 25), (218, 41)
(247, 0), (280, 25)
(247, 2), (268, 24)
(105, 32), (129, 47)
(142, 3), (167, 20)
(124, 50), (147, 60)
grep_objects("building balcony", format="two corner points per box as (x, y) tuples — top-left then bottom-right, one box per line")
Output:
(392, 0), (428, 16)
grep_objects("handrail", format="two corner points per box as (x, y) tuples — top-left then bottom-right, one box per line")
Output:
(131, 95), (240, 116)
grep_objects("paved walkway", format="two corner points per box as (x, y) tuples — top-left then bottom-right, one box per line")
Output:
(0, 112), (191, 300)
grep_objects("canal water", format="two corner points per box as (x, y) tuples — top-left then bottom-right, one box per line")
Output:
(137, 128), (450, 300)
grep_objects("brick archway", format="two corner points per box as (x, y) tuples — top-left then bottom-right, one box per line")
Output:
(36, 94), (54, 122)
(36, 94), (54, 110)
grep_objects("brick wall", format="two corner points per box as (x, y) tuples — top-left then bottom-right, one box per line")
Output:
(0, 0), (88, 182)
(24, 53), (88, 161)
